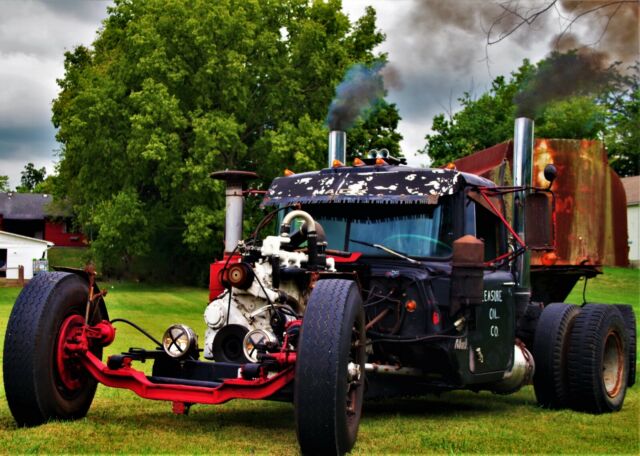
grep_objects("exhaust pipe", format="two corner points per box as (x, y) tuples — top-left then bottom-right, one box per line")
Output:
(211, 170), (257, 253)
(512, 117), (534, 322)
(327, 130), (346, 167)
(513, 118), (533, 289)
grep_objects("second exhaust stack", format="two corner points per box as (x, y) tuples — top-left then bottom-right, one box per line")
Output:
(328, 131), (346, 167)
(513, 117), (534, 290)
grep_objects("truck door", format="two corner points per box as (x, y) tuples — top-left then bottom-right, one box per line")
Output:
(466, 194), (515, 375)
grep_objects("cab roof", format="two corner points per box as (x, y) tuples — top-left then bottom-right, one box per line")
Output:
(261, 165), (494, 207)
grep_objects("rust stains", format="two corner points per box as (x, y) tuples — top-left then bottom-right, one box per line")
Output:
(455, 139), (628, 267)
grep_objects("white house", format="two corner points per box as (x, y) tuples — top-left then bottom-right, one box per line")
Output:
(0, 231), (53, 280)
(621, 176), (639, 267)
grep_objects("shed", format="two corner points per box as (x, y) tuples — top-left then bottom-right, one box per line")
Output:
(0, 231), (53, 280)
(621, 176), (639, 267)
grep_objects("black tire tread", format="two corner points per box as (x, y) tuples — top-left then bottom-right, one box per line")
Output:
(295, 279), (363, 455)
(567, 304), (628, 413)
(532, 303), (580, 408)
(614, 304), (636, 387)
(3, 272), (98, 426)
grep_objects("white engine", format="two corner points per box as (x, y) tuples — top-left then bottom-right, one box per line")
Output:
(203, 234), (335, 361)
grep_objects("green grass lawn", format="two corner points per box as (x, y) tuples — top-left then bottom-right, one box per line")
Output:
(0, 268), (637, 454)
(47, 247), (91, 269)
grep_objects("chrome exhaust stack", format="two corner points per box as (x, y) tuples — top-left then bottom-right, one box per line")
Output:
(513, 117), (534, 289)
(210, 170), (257, 253)
(327, 130), (346, 167)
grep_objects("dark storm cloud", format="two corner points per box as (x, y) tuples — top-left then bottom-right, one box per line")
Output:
(378, 1), (545, 122)
(40, 0), (111, 21)
(0, 1), (112, 186)
(368, 0), (638, 157)
(556, 0), (639, 63)
(0, 127), (55, 145)
(514, 50), (616, 117)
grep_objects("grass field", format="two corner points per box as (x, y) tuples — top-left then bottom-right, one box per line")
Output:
(47, 247), (91, 270)
(0, 268), (637, 454)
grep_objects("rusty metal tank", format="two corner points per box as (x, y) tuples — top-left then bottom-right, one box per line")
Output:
(454, 139), (629, 303)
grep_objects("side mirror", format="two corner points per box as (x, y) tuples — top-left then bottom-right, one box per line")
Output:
(525, 192), (554, 250)
(543, 164), (557, 189)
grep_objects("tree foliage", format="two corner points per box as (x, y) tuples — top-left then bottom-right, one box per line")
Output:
(0, 176), (9, 192)
(52, 0), (400, 280)
(17, 163), (46, 193)
(424, 57), (638, 177)
(602, 65), (639, 177)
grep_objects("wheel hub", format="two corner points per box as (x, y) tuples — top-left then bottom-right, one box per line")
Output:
(55, 314), (87, 391)
(603, 330), (624, 398)
(347, 362), (362, 382)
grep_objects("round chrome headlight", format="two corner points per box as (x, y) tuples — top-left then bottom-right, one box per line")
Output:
(243, 328), (278, 362)
(162, 324), (197, 358)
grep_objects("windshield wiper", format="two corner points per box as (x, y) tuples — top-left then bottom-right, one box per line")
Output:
(349, 239), (420, 264)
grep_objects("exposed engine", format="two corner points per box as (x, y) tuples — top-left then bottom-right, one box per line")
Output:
(203, 210), (335, 362)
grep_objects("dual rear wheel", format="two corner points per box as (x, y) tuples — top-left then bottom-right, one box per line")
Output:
(533, 303), (633, 413)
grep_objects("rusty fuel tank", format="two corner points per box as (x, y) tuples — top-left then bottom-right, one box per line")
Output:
(454, 139), (629, 304)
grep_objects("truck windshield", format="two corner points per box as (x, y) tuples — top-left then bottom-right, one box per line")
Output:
(302, 199), (454, 259)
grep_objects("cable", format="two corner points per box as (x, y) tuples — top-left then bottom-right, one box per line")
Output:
(110, 318), (163, 347)
(368, 332), (466, 344)
(251, 205), (290, 243)
(582, 276), (589, 305)
(253, 270), (276, 312)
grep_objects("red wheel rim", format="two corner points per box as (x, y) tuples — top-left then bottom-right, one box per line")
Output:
(603, 329), (624, 398)
(55, 314), (86, 391)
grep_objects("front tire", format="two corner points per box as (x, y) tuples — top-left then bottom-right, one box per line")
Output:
(3, 272), (103, 426)
(294, 279), (366, 455)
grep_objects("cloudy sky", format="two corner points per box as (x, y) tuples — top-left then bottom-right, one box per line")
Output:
(0, 0), (636, 188)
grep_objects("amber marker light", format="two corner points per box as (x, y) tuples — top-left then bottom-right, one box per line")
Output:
(353, 157), (365, 167)
(405, 300), (417, 312)
(332, 159), (344, 168)
(445, 162), (456, 170)
(375, 157), (388, 166)
(284, 169), (295, 176)
(541, 251), (558, 266)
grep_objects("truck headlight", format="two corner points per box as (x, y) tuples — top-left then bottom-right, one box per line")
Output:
(243, 328), (277, 362)
(162, 324), (198, 358)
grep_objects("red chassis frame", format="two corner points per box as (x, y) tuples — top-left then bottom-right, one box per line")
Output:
(60, 317), (297, 408)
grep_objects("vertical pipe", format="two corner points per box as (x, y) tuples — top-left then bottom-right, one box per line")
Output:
(327, 131), (346, 167)
(211, 170), (257, 254)
(224, 182), (244, 253)
(513, 117), (534, 289)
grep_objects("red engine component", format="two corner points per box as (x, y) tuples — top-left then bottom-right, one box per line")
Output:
(209, 253), (241, 300)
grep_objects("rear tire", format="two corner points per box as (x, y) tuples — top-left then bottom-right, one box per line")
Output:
(614, 304), (636, 387)
(567, 304), (628, 413)
(3, 272), (103, 426)
(532, 303), (580, 408)
(295, 279), (366, 455)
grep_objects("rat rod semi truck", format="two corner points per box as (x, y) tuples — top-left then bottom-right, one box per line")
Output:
(3, 118), (636, 455)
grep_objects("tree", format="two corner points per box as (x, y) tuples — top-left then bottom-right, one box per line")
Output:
(425, 61), (534, 166)
(348, 101), (403, 158)
(90, 190), (150, 276)
(424, 55), (637, 176)
(52, 0), (400, 281)
(602, 66), (639, 176)
(0, 175), (9, 192)
(17, 163), (46, 193)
